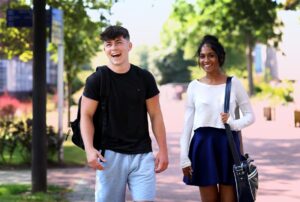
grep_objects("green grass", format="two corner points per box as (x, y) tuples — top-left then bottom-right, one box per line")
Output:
(63, 140), (86, 166)
(0, 147), (29, 165)
(0, 184), (69, 202)
(0, 141), (86, 167)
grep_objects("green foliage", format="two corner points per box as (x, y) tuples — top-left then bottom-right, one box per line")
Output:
(255, 80), (294, 106)
(162, 0), (282, 94)
(224, 48), (247, 72)
(0, 0), (117, 123)
(46, 0), (117, 122)
(0, 118), (63, 164)
(0, 2), (33, 61)
(154, 49), (195, 84)
(0, 120), (17, 162)
(63, 143), (86, 166)
(0, 141), (86, 167)
(76, 69), (94, 83)
(225, 66), (248, 80)
(142, 46), (163, 84)
(47, 0), (117, 72)
(189, 65), (204, 81)
(0, 184), (69, 202)
(133, 45), (150, 69)
(0, 184), (28, 196)
(282, 0), (300, 10)
(71, 75), (84, 95)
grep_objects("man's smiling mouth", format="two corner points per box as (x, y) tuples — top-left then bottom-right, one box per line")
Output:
(112, 53), (121, 57)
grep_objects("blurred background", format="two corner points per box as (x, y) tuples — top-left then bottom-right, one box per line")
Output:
(0, 0), (299, 201)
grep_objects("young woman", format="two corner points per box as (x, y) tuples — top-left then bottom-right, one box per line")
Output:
(180, 35), (255, 202)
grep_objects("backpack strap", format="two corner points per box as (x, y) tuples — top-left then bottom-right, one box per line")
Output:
(96, 66), (110, 155)
(97, 66), (110, 98)
(98, 66), (109, 134)
(75, 96), (82, 123)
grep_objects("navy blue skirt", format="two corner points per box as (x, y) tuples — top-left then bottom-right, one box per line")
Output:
(183, 127), (241, 186)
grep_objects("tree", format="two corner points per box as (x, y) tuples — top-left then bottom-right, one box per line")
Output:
(47, 0), (117, 125)
(223, 0), (282, 95)
(1, 1), (117, 166)
(1, 0), (117, 123)
(283, 0), (300, 10)
(161, 0), (282, 95)
(155, 49), (194, 84)
(0, 1), (33, 61)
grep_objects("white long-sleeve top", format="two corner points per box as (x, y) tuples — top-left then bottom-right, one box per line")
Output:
(180, 76), (255, 168)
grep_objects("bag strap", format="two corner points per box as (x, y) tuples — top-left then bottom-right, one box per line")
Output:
(75, 96), (82, 122)
(97, 66), (110, 97)
(97, 66), (109, 140)
(224, 76), (241, 165)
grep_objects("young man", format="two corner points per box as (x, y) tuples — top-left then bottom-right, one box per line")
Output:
(80, 25), (169, 202)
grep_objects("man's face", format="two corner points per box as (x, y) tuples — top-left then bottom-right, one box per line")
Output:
(103, 36), (132, 67)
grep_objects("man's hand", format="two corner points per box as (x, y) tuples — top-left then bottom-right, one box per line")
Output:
(182, 166), (193, 180)
(155, 150), (169, 173)
(86, 148), (106, 170)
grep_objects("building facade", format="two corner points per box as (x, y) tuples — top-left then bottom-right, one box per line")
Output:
(0, 58), (57, 95)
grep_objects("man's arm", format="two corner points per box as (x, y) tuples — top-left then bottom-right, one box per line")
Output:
(80, 95), (106, 170)
(146, 94), (168, 173)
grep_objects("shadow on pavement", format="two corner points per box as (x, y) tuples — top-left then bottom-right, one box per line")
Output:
(244, 137), (300, 201)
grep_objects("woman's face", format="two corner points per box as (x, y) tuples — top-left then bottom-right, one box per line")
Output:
(199, 44), (220, 73)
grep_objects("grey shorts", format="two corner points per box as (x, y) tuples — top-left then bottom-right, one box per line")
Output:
(95, 150), (156, 202)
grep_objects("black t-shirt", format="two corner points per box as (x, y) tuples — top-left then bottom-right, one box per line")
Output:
(83, 64), (159, 154)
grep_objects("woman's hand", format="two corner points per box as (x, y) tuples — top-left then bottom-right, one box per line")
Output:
(182, 166), (193, 180)
(220, 112), (230, 123)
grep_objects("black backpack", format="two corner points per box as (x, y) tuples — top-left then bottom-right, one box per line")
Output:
(70, 66), (110, 150)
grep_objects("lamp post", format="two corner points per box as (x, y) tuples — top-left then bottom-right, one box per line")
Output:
(32, 0), (47, 193)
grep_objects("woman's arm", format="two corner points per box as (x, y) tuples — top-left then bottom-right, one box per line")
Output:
(180, 83), (195, 168)
(227, 77), (255, 131)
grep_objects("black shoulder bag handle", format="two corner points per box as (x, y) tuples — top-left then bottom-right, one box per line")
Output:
(224, 76), (258, 202)
(224, 76), (241, 165)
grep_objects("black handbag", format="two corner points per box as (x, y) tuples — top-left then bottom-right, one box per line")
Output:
(224, 77), (258, 202)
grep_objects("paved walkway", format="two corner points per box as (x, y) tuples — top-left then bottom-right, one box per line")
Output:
(1, 93), (300, 201)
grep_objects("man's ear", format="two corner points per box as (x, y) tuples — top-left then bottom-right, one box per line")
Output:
(128, 41), (133, 51)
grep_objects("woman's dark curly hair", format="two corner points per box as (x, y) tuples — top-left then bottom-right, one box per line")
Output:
(196, 35), (226, 67)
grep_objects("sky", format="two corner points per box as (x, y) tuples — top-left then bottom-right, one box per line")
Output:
(89, 0), (175, 46)
(24, 0), (175, 46)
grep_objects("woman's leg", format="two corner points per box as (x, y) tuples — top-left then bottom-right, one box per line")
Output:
(219, 184), (236, 202)
(199, 185), (219, 202)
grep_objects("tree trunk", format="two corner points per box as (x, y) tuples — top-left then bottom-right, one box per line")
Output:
(246, 37), (254, 96)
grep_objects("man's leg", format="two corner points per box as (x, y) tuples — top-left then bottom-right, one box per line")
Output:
(128, 152), (156, 202)
(95, 150), (128, 202)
